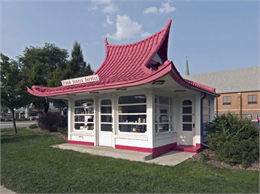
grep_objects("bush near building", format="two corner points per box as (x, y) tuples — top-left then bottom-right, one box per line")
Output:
(206, 113), (259, 167)
(38, 113), (67, 132)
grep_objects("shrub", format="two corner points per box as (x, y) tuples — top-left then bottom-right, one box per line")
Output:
(206, 113), (259, 167)
(38, 113), (67, 132)
(29, 124), (38, 129)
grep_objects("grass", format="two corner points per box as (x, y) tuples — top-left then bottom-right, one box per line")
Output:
(1, 128), (259, 193)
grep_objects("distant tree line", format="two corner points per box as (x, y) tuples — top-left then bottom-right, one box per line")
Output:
(1, 42), (94, 133)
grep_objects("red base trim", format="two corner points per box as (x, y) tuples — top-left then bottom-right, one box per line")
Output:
(68, 140), (94, 146)
(172, 144), (203, 153)
(153, 142), (177, 158)
(115, 145), (153, 153)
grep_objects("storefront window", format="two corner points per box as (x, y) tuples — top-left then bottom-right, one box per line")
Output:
(118, 95), (147, 133)
(74, 99), (94, 130)
(154, 95), (173, 133)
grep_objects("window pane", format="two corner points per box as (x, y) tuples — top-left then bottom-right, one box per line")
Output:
(119, 95), (146, 104)
(203, 99), (210, 106)
(119, 115), (146, 123)
(183, 107), (192, 114)
(183, 124), (192, 131)
(101, 124), (112, 131)
(160, 115), (169, 122)
(101, 99), (112, 105)
(101, 115), (112, 122)
(203, 115), (210, 123)
(118, 105), (146, 113)
(101, 107), (112, 113)
(75, 99), (94, 106)
(75, 123), (94, 130)
(159, 96), (169, 104)
(160, 106), (169, 114)
(119, 124), (146, 133)
(183, 115), (192, 122)
(183, 100), (192, 105)
(158, 124), (169, 132)
(203, 107), (210, 114)
(75, 116), (85, 122)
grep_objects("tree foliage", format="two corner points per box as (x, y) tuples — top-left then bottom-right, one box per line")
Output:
(19, 43), (69, 113)
(0, 53), (28, 133)
(48, 41), (94, 87)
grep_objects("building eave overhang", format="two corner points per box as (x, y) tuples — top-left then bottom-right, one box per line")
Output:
(27, 60), (218, 97)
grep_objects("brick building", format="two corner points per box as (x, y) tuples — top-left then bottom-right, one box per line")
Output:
(184, 66), (260, 121)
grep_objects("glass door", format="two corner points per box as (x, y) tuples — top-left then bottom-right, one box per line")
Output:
(180, 99), (194, 145)
(99, 99), (113, 147)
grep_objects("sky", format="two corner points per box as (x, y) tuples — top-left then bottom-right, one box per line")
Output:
(0, 0), (259, 76)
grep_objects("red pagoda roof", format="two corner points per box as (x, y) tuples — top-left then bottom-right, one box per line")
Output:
(27, 19), (218, 97)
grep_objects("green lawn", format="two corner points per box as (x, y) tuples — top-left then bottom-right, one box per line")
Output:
(1, 128), (259, 193)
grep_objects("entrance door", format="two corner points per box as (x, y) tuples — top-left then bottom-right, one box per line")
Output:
(99, 99), (113, 147)
(180, 99), (194, 145)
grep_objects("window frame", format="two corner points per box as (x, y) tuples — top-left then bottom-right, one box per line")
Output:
(223, 96), (231, 105)
(248, 95), (257, 104)
(118, 94), (147, 134)
(154, 95), (173, 133)
(74, 98), (95, 131)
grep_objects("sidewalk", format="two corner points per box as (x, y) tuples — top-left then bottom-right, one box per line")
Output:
(0, 185), (16, 194)
(52, 143), (196, 166)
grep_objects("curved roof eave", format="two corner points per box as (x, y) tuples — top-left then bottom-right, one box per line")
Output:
(27, 61), (218, 97)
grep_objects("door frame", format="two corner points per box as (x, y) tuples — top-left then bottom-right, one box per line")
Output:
(98, 97), (114, 147)
(179, 97), (195, 145)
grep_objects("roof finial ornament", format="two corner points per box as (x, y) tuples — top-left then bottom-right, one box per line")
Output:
(104, 38), (109, 45)
(185, 56), (190, 76)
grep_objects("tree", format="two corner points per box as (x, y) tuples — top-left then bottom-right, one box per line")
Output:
(48, 41), (94, 87)
(19, 43), (69, 113)
(63, 42), (94, 79)
(1, 53), (28, 134)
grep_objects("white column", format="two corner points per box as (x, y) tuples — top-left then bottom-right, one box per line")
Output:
(94, 96), (99, 146)
(67, 98), (74, 141)
(146, 91), (154, 148)
(193, 93), (202, 145)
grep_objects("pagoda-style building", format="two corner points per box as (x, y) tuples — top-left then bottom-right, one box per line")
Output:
(28, 19), (218, 158)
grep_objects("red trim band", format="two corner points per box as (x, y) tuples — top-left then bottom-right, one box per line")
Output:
(153, 142), (177, 158)
(115, 145), (153, 153)
(68, 140), (94, 146)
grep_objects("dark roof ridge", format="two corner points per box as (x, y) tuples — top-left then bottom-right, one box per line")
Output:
(187, 66), (259, 76)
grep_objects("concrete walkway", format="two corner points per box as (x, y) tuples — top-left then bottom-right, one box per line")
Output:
(52, 143), (195, 166)
(0, 185), (16, 194)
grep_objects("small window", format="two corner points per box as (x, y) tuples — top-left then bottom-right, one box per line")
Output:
(223, 96), (231, 105)
(248, 95), (257, 104)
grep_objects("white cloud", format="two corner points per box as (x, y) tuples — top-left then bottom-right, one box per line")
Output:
(143, 7), (158, 14)
(106, 15), (142, 40)
(91, 0), (111, 4)
(102, 4), (118, 14)
(143, 3), (176, 14)
(88, 5), (98, 12)
(159, 3), (176, 14)
(141, 32), (152, 38)
(106, 16), (113, 25)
